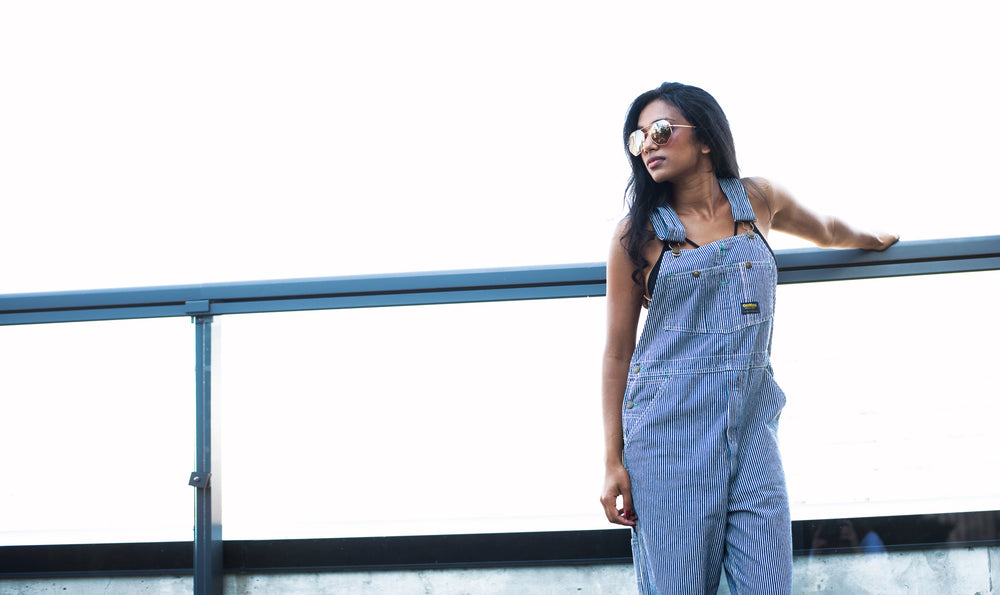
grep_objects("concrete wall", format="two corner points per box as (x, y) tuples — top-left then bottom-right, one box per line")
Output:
(2, 546), (997, 594)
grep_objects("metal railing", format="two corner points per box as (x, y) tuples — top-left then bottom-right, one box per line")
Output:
(1, 234), (998, 593)
(3, 235), (998, 326)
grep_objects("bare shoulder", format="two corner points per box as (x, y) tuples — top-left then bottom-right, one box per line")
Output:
(610, 215), (656, 247)
(609, 217), (630, 251)
(740, 176), (777, 230)
(609, 217), (640, 267)
(741, 176), (773, 199)
(612, 216), (631, 237)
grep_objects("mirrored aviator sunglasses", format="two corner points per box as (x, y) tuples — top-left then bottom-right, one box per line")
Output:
(627, 120), (696, 156)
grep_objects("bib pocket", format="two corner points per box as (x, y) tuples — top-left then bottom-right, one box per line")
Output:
(660, 260), (775, 334)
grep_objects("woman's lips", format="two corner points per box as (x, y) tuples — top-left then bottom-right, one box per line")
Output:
(646, 156), (664, 168)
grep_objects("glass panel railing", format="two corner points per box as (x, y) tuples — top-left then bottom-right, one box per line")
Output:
(774, 270), (1000, 521)
(0, 318), (193, 545)
(218, 270), (1000, 541)
(219, 298), (608, 540)
(1, 261), (997, 549)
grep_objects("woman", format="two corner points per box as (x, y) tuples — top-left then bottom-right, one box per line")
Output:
(599, 82), (897, 594)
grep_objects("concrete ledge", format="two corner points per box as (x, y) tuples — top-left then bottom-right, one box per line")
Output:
(2, 547), (997, 594)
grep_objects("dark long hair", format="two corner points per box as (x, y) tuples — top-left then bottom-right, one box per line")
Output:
(621, 82), (740, 285)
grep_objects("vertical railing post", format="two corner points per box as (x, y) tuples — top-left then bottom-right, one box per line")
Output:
(190, 314), (222, 594)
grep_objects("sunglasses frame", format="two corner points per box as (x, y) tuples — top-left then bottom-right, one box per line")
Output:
(628, 120), (697, 157)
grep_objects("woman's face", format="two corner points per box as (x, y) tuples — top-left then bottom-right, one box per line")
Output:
(633, 99), (707, 183)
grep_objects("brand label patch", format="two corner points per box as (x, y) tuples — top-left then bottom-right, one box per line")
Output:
(741, 302), (760, 315)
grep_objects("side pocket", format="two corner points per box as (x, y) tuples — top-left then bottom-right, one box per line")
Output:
(622, 372), (672, 447)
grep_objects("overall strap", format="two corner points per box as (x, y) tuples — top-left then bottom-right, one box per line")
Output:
(719, 178), (756, 222)
(649, 205), (687, 243)
(720, 177), (775, 258)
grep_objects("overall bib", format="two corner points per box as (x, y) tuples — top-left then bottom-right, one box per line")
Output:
(622, 178), (792, 594)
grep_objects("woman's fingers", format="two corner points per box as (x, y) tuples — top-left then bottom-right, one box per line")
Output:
(601, 467), (637, 527)
(621, 487), (635, 524)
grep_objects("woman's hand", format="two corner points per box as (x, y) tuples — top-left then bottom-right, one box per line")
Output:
(600, 462), (636, 527)
(869, 231), (900, 251)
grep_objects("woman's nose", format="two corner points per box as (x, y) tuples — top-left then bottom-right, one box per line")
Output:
(642, 132), (658, 153)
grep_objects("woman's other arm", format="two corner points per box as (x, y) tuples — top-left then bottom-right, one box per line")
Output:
(599, 219), (644, 527)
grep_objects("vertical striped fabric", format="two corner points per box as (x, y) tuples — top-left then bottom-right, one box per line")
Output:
(622, 179), (792, 594)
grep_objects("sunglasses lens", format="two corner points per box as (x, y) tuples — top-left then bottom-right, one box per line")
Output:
(628, 120), (677, 156)
(628, 130), (645, 156)
(649, 121), (672, 145)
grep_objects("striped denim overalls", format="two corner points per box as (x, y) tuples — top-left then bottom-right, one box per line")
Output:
(622, 178), (792, 594)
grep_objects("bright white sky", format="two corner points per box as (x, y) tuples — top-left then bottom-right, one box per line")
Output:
(3, 0), (998, 293)
(1, 1), (998, 545)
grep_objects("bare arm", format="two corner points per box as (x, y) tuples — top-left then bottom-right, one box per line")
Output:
(755, 178), (899, 250)
(599, 219), (644, 527)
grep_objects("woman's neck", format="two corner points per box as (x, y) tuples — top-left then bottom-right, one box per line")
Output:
(670, 174), (726, 219)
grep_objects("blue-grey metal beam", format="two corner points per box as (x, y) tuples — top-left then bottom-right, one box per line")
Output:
(0, 235), (997, 325)
(774, 234), (1000, 284)
(190, 316), (222, 595)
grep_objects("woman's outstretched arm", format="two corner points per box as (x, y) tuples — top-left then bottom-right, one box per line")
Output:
(752, 177), (899, 250)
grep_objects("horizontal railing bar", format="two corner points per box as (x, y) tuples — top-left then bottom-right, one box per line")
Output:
(774, 235), (1000, 283)
(1, 235), (997, 325)
(207, 284), (609, 316)
(775, 234), (999, 269)
(0, 263), (607, 318)
(0, 305), (195, 326)
(0, 280), (610, 325)
(778, 255), (1000, 284)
